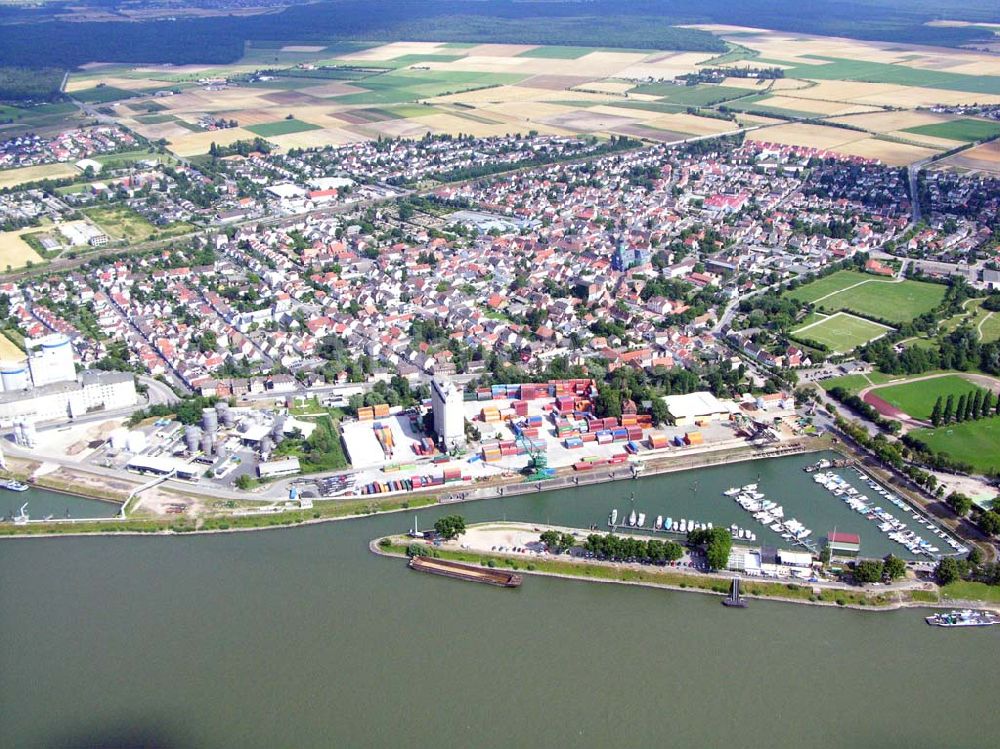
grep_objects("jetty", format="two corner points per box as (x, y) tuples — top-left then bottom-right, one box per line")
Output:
(408, 555), (523, 587)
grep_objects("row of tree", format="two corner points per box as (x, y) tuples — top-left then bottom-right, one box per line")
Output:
(929, 389), (996, 427)
(582, 533), (685, 564)
(852, 555), (906, 584)
(686, 527), (733, 571)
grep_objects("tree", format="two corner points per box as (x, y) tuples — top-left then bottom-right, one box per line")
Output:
(853, 559), (885, 584)
(650, 397), (671, 426)
(540, 529), (574, 552)
(235, 473), (253, 490)
(946, 492), (973, 517)
(594, 385), (622, 419)
(930, 396), (943, 427)
(979, 510), (1000, 537)
(883, 555), (906, 581)
(972, 390), (984, 420)
(956, 394), (967, 422)
(434, 514), (466, 540)
(965, 391), (976, 421)
(943, 394), (955, 423)
(688, 527), (732, 571)
(982, 391), (994, 419)
(935, 557), (963, 586)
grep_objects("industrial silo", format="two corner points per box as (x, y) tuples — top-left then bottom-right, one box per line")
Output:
(126, 431), (147, 454)
(109, 427), (129, 451)
(220, 406), (236, 429)
(259, 436), (273, 458)
(202, 408), (218, 435)
(184, 425), (202, 453)
(270, 416), (286, 444)
(200, 433), (214, 455)
(0, 360), (29, 392)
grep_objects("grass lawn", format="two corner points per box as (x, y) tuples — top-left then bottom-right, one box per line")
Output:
(245, 118), (323, 137)
(910, 416), (1000, 474)
(791, 312), (890, 352)
(786, 270), (946, 324)
(82, 204), (190, 243)
(941, 580), (1000, 603)
(820, 371), (894, 396)
(902, 118), (1000, 143)
(979, 312), (1000, 343)
(871, 374), (987, 420)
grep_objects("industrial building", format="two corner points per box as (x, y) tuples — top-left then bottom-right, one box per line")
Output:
(0, 332), (78, 393)
(662, 391), (736, 427)
(826, 531), (861, 557)
(0, 370), (137, 426)
(431, 377), (466, 449)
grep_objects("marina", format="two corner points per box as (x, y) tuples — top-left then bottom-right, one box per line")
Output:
(3, 467), (1000, 749)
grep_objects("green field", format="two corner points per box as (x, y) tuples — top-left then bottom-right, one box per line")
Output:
(245, 119), (323, 137)
(979, 312), (1000, 343)
(82, 204), (191, 243)
(870, 374), (987, 420)
(902, 118), (1000, 143)
(627, 83), (748, 107)
(786, 270), (946, 324)
(332, 69), (525, 105)
(791, 312), (890, 352)
(72, 86), (152, 104)
(516, 46), (597, 59)
(779, 56), (1000, 95)
(910, 416), (1000, 474)
(819, 371), (894, 396)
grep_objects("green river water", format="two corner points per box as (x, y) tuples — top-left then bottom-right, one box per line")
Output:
(1, 452), (998, 748)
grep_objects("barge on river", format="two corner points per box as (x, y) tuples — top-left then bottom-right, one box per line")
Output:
(408, 556), (523, 587)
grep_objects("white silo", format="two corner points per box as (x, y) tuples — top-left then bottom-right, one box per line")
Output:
(202, 407), (218, 435)
(27, 333), (76, 387)
(13, 417), (36, 448)
(0, 360), (29, 392)
(109, 427), (129, 451)
(184, 425), (202, 453)
(126, 430), (147, 453)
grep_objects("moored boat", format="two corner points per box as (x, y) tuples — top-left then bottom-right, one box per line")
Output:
(925, 609), (999, 627)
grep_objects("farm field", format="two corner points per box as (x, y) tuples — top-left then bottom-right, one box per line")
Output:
(0, 331), (24, 361)
(245, 119), (323, 137)
(869, 375), (987, 420)
(791, 312), (890, 352)
(902, 118), (1000, 143)
(910, 417), (1000, 474)
(0, 162), (78, 189)
(0, 226), (44, 270)
(786, 270), (946, 324)
(82, 205), (192, 243)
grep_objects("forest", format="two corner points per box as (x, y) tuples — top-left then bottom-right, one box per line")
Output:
(0, 0), (997, 69)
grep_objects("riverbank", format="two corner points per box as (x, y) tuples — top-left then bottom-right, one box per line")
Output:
(372, 522), (1000, 613)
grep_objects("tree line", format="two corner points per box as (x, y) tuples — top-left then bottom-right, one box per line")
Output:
(929, 389), (996, 427)
(582, 533), (685, 564)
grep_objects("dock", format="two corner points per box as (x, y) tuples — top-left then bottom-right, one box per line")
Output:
(408, 556), (523, 587)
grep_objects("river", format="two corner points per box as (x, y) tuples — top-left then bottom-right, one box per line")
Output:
(1, 452), (997, 748)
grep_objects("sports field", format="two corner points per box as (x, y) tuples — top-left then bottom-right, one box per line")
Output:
(868, 375), (987, 420)
(786, 270), (946, 324)
(791, 312), (890, 352)
(910, 417), (1000, 474)
(902, 118), (1000, 143)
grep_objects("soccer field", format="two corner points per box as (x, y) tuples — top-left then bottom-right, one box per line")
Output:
(911, 416), (1000, 474)
(870, 375), (987, 420)
(791, 312), (889, 352)
(787, 270), (945, 324)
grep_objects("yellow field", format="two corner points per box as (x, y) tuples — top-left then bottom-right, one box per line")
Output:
(759, 95), (879, 116)
(0, 332), (25, 361)
(646, 112), (737, 136)
(750, 122), (861, 149)
(167, 127), (260, 156)
(0, 163), (78, 189)
(834, 138), (940, 166)
(577, 80), (634, 95)
(0, 227), (44, 270)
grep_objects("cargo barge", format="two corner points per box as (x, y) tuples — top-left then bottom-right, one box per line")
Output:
(408, 556), (523, 587)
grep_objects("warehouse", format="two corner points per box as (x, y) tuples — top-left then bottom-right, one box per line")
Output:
(826, 531), (861, 557)
(662, 391), (735, 427)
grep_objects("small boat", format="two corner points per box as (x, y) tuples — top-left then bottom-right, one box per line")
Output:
(0, 479), (29, 492)
(723, 487), (740, 497)
(741, 484), (758, 492)
(926, 610), (1000, 628)
(637, 512), (646, 527)
(610, 509), (618, 526)
(654, 515), (663, 530)
(628, 509), (637, 527)
(12, 501), (28, 525)
(665, 517), (672, 531)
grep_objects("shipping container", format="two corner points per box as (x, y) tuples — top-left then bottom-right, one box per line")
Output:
(685, 431), (704, 445)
